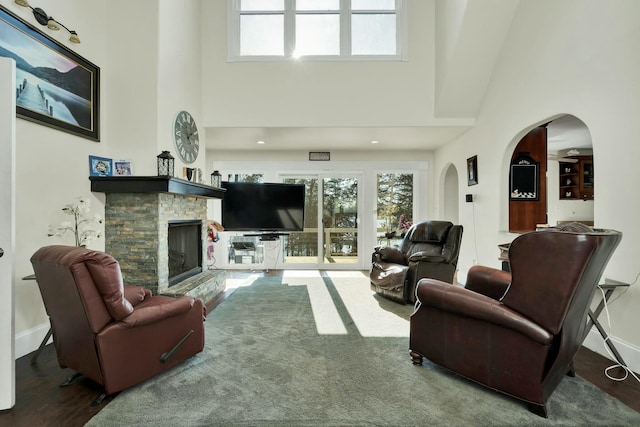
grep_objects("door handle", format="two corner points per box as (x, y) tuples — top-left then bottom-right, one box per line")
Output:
(0, 248), (3, 258)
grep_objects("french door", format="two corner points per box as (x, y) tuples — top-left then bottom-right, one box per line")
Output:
(281, 174), (361, 269)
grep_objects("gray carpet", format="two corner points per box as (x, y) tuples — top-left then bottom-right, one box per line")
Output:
(86, 275), (640, 426)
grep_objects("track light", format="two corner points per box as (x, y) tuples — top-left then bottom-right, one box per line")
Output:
(14, 0), (81, 44)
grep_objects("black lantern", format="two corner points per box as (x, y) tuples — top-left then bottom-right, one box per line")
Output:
(211, 170), (221, 187)
(157, 151), (174, 177)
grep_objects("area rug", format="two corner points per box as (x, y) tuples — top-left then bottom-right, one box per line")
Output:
(86, 272), (640, 426)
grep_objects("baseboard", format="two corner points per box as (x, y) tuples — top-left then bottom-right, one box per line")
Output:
(583, 327), (640, 375)
(15, 323), (51, 360)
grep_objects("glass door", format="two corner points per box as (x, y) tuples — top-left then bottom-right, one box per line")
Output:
(281, 174), (360, 268)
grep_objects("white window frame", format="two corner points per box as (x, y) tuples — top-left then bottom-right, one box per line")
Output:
(227, 0), (408, 62)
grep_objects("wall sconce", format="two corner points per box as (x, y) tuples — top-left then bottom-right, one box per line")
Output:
(14, 0), (81, 44)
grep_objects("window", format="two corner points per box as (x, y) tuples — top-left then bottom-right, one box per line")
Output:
(229, 0), (406, 61)
(376, 173), (413, 239)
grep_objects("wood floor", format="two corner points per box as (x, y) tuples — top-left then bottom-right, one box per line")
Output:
(1, 286), (639, 427)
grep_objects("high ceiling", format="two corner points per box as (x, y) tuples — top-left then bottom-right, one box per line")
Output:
(206, 125), (473, 152)
(204, 3), (589, 154)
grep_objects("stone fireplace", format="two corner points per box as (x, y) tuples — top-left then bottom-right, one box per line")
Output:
(91, 176), (226, 306)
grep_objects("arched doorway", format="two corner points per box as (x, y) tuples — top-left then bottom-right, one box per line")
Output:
(507, 115), (594, 232)
(442, 163), (459, 223)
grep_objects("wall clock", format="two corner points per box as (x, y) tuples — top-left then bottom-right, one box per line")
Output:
(173, 110), (199, 164)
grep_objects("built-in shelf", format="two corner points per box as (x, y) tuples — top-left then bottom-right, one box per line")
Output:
(89, 176), (226, 199)
(559, 156), (593, 200)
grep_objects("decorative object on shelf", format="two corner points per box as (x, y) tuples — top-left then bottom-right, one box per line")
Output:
(559, 155), (594, 201)
(1, 5), (99, 141)
(157, 151), (174, 177)
(114, 160), (132, 176)
(47, 197), (103, 247)
(510, 151), (539, 200)
(88, 155), (112, 176)
(211, 170), (221, 187)
(467, 155), (478, 186)
(13, 0), (80, 43)
(173, 110), (199, 164)
(183, 167), (195, 181)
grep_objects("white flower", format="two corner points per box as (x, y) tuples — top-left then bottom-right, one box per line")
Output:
(48, 197), (103, 247)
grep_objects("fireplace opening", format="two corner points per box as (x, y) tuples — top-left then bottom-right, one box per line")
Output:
(168, 220), (203, 287)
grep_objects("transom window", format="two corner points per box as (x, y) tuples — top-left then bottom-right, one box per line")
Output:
(228, 0), (406, 61)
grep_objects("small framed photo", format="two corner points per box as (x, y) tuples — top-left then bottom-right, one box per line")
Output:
(467, 155), (478, 186)
(89, 155), (112, 176)
(114, 160), (133, 176)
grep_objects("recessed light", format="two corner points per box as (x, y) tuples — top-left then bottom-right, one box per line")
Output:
(371, 140), (379, 144)
(257, 140), (265, 145)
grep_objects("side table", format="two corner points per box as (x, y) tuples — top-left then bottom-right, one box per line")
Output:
(588, 279), (630, 366)
(22, 274), (52, 365)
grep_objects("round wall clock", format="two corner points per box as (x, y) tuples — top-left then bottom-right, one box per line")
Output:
(173, 110), (199, 164)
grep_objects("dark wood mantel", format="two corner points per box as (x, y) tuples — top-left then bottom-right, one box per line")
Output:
(89, 176), (226, 199)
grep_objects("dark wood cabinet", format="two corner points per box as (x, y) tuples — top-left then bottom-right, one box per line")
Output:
(559, 155), (594, 200)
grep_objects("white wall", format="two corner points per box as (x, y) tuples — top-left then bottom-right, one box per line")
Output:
(9, 0), (204, 357)
(433, 0), (640, 369)
(200, 0), (437, 128)
(8, 0), (110, 356)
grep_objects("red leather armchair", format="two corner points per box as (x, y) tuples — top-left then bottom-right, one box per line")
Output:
(30, 245), (206, 403)
(409, 227), (622, 417)
(370, 220), (463, 304)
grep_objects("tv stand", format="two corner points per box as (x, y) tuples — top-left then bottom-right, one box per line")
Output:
(243, 232), (289, 241)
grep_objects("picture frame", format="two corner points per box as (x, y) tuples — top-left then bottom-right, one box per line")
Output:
(0, 5), (100, 141)
(114, 160), (133, 176)
(467, 156), (478, 186)
(510, 152), (539, 201)
(89, 155), (112, 176)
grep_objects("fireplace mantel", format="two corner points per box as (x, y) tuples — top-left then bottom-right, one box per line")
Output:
(90, 176), (225, 199)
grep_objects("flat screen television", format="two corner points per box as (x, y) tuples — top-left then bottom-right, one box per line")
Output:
(221, 182), (305, 232)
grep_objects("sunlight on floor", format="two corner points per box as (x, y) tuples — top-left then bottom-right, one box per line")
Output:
(224, 270), (410, 338)
(293, 271), (409, 338)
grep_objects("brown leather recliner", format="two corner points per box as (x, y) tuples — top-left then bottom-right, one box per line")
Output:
(370, 220), (463, 304)
(30, 245), (206, 403)
(409, 227), (622, 417)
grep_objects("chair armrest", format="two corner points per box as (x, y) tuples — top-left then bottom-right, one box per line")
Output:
(123, 285), (152, 307)
(415, 279), (552, 345)
(374, 246), (407, 265)
(120, 296), (195, 328)
(464, 265), (512, 301)
(408, 251), (446, 263)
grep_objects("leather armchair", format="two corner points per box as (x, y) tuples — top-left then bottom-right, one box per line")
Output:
(30, 245), (206, 403)
(370, 220), (463, 304)
(409, 227), (622, 417)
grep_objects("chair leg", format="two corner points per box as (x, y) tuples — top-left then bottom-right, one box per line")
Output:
(59, 372), (82, 387)
(566, 361), (576, 377)
(410, 350), (423, 366)
(527, 403), (549, 418)
(91, 392), (108, 406)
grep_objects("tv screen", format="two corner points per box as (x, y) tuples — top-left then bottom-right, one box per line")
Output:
(221, 182), (305, 232)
